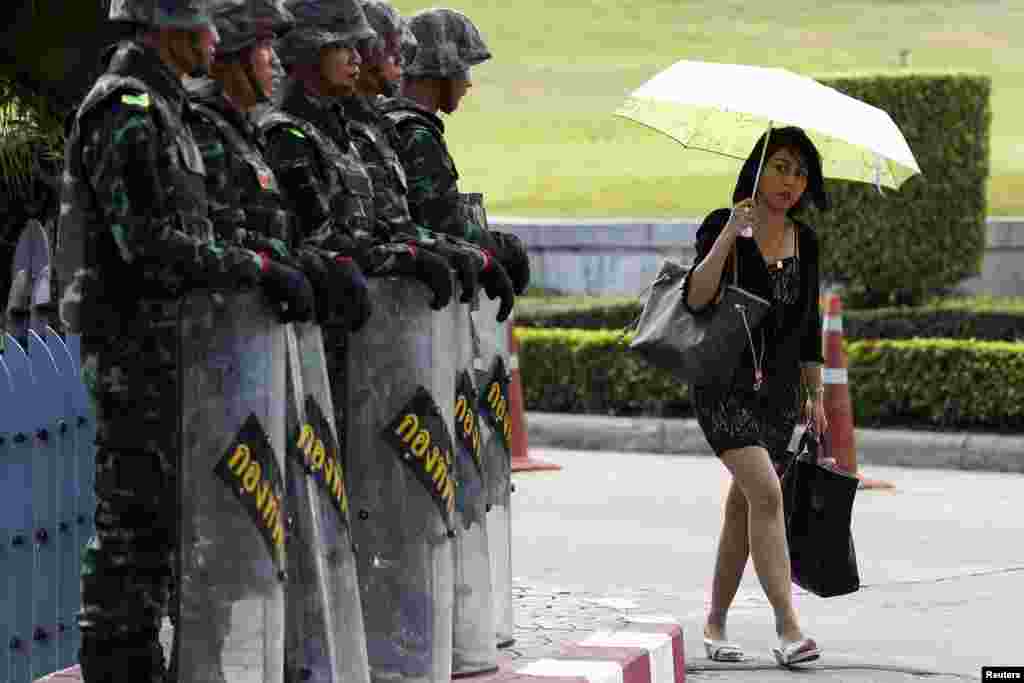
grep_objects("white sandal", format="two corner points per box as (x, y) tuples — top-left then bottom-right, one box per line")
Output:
(703, 637), (744, 662)
(771, 637), (821, 667)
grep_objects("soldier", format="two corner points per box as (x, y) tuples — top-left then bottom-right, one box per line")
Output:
(345, 0), (515, 321)
(257, 0), (452, 309)
(56, 1), (316, 680)
(188, 0), (371, 330)
(380, 7), (532, 298)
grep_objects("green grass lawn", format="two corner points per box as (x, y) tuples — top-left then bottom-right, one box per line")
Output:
(393, 0), (1024, 217)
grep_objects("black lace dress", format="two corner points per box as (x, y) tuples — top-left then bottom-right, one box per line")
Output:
(692, 254), (802, 476)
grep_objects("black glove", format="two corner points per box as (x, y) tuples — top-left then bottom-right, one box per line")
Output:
(492, 231), (531, 295)
(259, 256), (316, 323)
(367, 242), (453, 310)
(294, 248), (372, 332)
(412, 235), (481, 304)
(478, 255), (515, 323)
(328, 255), (372, 332)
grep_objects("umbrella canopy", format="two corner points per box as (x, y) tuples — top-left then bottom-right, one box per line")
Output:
(615, 60), (922, 190)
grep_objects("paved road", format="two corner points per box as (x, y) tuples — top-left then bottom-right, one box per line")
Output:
(510, 448), (1024, 680)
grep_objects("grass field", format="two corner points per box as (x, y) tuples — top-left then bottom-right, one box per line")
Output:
(392, 0), (1024, 217)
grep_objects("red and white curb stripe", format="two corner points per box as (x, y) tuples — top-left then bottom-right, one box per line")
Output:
(493, 615), (684, 683)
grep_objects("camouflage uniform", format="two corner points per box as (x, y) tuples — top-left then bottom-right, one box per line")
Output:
(173, 2), (295, 671)
(57, 32), (267, 683)
(382, 8), (531, 295)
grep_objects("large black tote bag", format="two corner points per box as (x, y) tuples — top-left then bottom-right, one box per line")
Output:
(629, 246), (770, 387)
(781, 431), (861, 597)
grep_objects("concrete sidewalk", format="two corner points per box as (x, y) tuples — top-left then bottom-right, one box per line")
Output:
(526, 411), (1024, 473)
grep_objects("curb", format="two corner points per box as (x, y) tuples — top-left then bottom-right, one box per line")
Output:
(488, 616), (685, 683)
(526, 412), (1024, 474)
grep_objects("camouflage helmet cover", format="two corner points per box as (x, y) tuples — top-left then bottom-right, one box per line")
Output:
(359, 0), (416, 56)
(212, 0), (294, 57)
(403, 8), (491, 80)
(109, 0), (216, 30)
(275, 0), (374, 65)
(287, 0), (375, 45)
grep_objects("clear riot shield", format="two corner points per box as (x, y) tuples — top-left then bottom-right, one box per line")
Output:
(346, 277), (457, 683)
(0, 352), (16, 679)
(470, 296), (515, 648)
(176, 290), (286, 683)
(284, 323), (371, 683)
(451, 301), (497, 677)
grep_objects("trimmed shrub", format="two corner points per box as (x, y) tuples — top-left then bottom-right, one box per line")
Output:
(517, 328), (1024, 431)
(516, 296), (1024, 342)
(847, 338), (1024, 430)
(516, 328), (690, 416)
(807, 72), (991, 307)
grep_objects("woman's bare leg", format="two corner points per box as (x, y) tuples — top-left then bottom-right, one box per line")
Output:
(705, 478), (749, 641)
(719, 446), (803, 643)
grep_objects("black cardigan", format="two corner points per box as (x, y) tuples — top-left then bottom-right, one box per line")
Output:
(683, 208), (824, 379)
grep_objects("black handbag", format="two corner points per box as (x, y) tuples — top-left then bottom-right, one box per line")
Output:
(781, 431), (861, 598)
(629, 245), (771, 387)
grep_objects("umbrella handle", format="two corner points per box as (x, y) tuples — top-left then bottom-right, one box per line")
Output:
(750, 120), (774, 206)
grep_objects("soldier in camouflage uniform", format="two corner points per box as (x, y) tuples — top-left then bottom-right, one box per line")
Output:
(380, 8), (532, 298)
(188, 0), (371, 329)
(343, 0), (515, 320)
(57, 1), (316, 680)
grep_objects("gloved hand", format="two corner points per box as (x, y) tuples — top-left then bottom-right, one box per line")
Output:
(492, 231), (531, 295)
(366, 242), (453, 310)
(328, 255), (372, 332)
(407, 233), (482, 304)
(294, 248), (372, 332)
(258, 255), (316, 323)
(478, 256), (515, 322)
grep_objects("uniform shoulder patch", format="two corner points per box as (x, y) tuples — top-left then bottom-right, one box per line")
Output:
(120, 92), (151, 109)
(287, 127), (307, 139)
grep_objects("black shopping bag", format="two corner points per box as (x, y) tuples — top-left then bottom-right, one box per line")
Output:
(781, 431), (860, 597)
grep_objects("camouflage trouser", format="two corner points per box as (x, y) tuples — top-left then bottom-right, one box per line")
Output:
(77, 302), (181, 683)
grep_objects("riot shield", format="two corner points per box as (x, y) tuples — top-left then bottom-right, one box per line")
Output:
(346, 276), (457, 683)
(470, 296), (515, 648)
(176, 290), (287, 683)
(2, 334), (36, 682)
(451, 301), (497, 677)
(284, 323), (371, 683)
(43, 327), (83, 669)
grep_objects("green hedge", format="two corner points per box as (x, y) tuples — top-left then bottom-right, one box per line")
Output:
(516, 328), (1024, 431)
(515, 296), (1024, 342)
(806, 72), (991, 307)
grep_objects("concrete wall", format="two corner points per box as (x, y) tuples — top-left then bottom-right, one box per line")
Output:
(494, 216), (1024, 298)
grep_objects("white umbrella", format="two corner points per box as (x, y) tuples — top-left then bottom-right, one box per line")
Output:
(615, 60), (922, 190)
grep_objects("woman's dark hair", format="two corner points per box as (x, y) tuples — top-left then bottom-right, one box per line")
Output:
(731, 126), (829, 213)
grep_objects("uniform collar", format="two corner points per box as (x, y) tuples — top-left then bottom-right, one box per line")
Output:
(186, 77), (261, 142)
(280, 78), (351, 144)
(378, 96), (445, 134)
(105, 41), (190, 117)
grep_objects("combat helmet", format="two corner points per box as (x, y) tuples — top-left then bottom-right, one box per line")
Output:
(108, 0), (215, 30)
(403, 8), (490, 80)
(359, 0), (416, 58)
(212, 0), (294, 57)
(275, 0), (375, 66)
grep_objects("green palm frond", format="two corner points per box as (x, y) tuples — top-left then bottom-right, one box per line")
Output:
(0, 78), (64, 196)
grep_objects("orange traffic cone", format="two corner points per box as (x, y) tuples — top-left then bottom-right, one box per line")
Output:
(508, 320), (561, 473)
(823, 292), (893, 490)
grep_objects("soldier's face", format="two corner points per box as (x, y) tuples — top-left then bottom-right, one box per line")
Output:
(249, 41), (276, 99)
(440, 76), (471, 115)
(320, 46), (362, 95)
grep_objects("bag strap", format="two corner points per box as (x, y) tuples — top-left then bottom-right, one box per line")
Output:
(732, 242), (739, 287)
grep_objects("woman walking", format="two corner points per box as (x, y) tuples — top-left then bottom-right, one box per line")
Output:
(683, 126), (830, 667)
